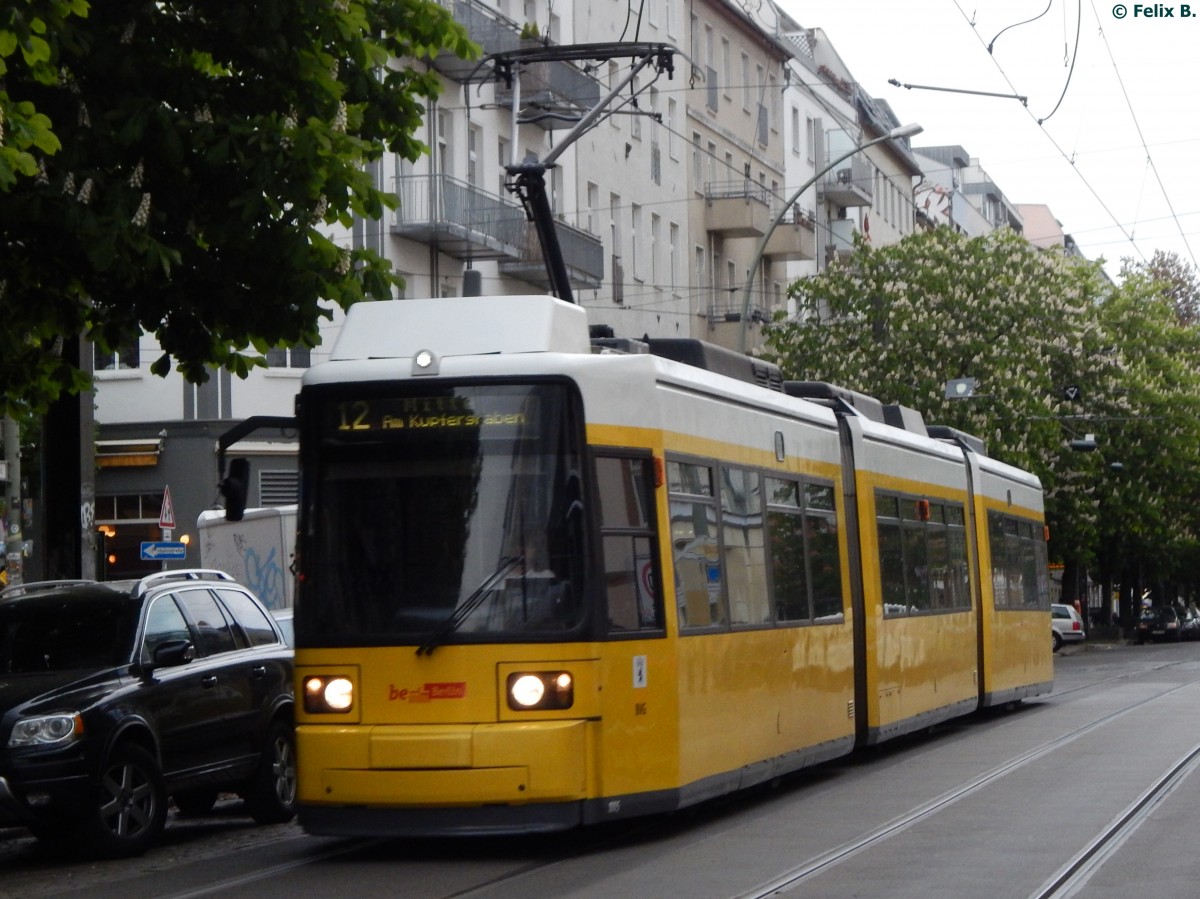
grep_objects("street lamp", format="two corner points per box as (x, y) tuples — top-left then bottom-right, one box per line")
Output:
(737, 122), (923, 353)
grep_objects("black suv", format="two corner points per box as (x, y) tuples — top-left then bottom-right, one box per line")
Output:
(0, 570), (295, 857)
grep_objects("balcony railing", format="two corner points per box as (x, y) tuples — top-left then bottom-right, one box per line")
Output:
(763, 207), (817, 261)
(704, 180), (772, 237)
(498, 218), (604, 290)
(817, 153), (873, 208)
(430, 0), (523, 82)
(494, 56), (600, 130)
(431, 0), (600, 129)
(706, 288), (773, 326)
(391, 173), (526, 260)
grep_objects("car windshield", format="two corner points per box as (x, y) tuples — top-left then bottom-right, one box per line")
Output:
(0, 593), (135, 673)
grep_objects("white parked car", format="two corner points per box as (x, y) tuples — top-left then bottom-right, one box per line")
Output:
(1051, 602), (1085, 652)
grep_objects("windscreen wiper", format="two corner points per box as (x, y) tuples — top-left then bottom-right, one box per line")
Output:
(415, 555), (523, 656)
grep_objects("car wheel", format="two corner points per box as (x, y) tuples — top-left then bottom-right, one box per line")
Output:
(1052, 631), (1063, 652)
(78, 743), (167, 858)
(173, 788), (219, 817)
(246, 719), (297, 824)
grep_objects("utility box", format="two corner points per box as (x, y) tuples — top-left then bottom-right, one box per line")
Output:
(197, 505), (296, 610)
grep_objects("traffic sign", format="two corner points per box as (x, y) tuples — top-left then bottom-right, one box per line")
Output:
(159, 486), (176, 529)
(140, 541), (186, 561)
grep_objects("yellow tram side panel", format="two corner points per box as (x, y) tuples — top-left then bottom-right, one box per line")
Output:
(594, 421), (858, 793)
(974, 493), (1054, 704)
(853, 469), (980, 743)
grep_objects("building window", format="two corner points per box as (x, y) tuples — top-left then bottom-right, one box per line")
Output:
(631, 204), (642, 281)
(650, 213), (660, 285)
(669, 222), (680, 292)
(631, 74), (642, 141)
(467, 123), (481, 187)
(95, 492), (170, 580)
(497, 137), (510, 197)
(741, 53), (751, 111)
(609, 62), (620, 127)
(721, 38), (731, 98)
(667, 98), (678, 159)
(436, 108), (450, 175)
(586, 182), (599, 235)
(95, 341), (140, 371)
(265, 346), (311, 369)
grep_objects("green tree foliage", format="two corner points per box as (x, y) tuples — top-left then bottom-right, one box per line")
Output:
(1097, 257), (1200, 584)
(0, 0), (474, 416)
(761, 226), (1200, 573)
(0, 1), (87, 188)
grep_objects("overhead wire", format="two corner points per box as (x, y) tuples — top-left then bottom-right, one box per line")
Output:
(1085, 0), (1198, 267)
(1035, 0), (1080, 124)
(950, 0), (1146, 265)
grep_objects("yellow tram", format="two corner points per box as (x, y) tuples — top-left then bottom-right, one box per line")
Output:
(284, 294), (1051, 835)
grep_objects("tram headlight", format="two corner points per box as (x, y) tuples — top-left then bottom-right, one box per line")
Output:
(304, 675), (355, 713)
(506, 671), (574, 711)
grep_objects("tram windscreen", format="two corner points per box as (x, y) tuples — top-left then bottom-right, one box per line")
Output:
(299, 382), (586, 646)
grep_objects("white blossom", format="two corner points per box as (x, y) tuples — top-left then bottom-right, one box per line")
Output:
(132, 193), (152, 227)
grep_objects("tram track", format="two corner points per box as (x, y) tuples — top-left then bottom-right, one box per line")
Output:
(1029, 741), (1200, 898)
(735, 673), (1200, 898)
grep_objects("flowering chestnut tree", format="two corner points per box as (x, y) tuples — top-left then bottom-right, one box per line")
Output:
(762, 227), (1200, 580)
(0, 0), (473, 415)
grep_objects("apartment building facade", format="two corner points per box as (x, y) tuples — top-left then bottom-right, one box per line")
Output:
(70, 0), (927, 581)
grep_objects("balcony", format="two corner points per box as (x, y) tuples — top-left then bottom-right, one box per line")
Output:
(818, 154), (873, 208)
(492, 50), (600, 131)
(430, 0), (600, 130)
(704, 181), (772, 237)
(706, 289), (773, 326)
(391, 174), (526, 260)
(763, 209), (817, 261)
(430, 0), (522, 82)
(498, 218), (604, 290)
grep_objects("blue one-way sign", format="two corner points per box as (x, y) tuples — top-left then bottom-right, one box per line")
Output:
(140, 541), (187, 561)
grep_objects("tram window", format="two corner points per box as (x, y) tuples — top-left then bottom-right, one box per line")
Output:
(878, 516), (908, 615)
(669, 460), (725, 630)
(805, 482), (836, 513)
(987, 511), (1050, 610)
(877, 491), (970, 615)
(668, 460), (714, 497)
(722, 467), (768, 626)
(946, 516), (971, 609)
(597, 456), (653, 530)
(766, 476), (844, 623)
(603, 535), (659, 630)
(769, 479), (800, 507)
(808, 509), (843, 619)
(671, 496), (725, 629)
(597, 455), (662, 632)
(768, 510), (809, 621)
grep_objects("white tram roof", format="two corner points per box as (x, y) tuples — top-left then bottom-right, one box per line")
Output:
(307, 295), (1039, 501)
(328, 295), (590, 362)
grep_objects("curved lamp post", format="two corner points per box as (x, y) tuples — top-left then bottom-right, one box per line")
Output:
(737, 122), (923, 353)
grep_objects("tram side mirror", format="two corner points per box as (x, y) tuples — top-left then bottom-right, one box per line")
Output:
(220, 457), (250, 522)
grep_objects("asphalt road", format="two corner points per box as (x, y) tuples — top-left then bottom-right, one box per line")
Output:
(4, 638), (1199, 899)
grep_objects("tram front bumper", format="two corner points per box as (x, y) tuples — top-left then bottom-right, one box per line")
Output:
(298, 719), (592, 806)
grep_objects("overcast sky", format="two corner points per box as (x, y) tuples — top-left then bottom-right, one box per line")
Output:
(778, 0), (1197, 280)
